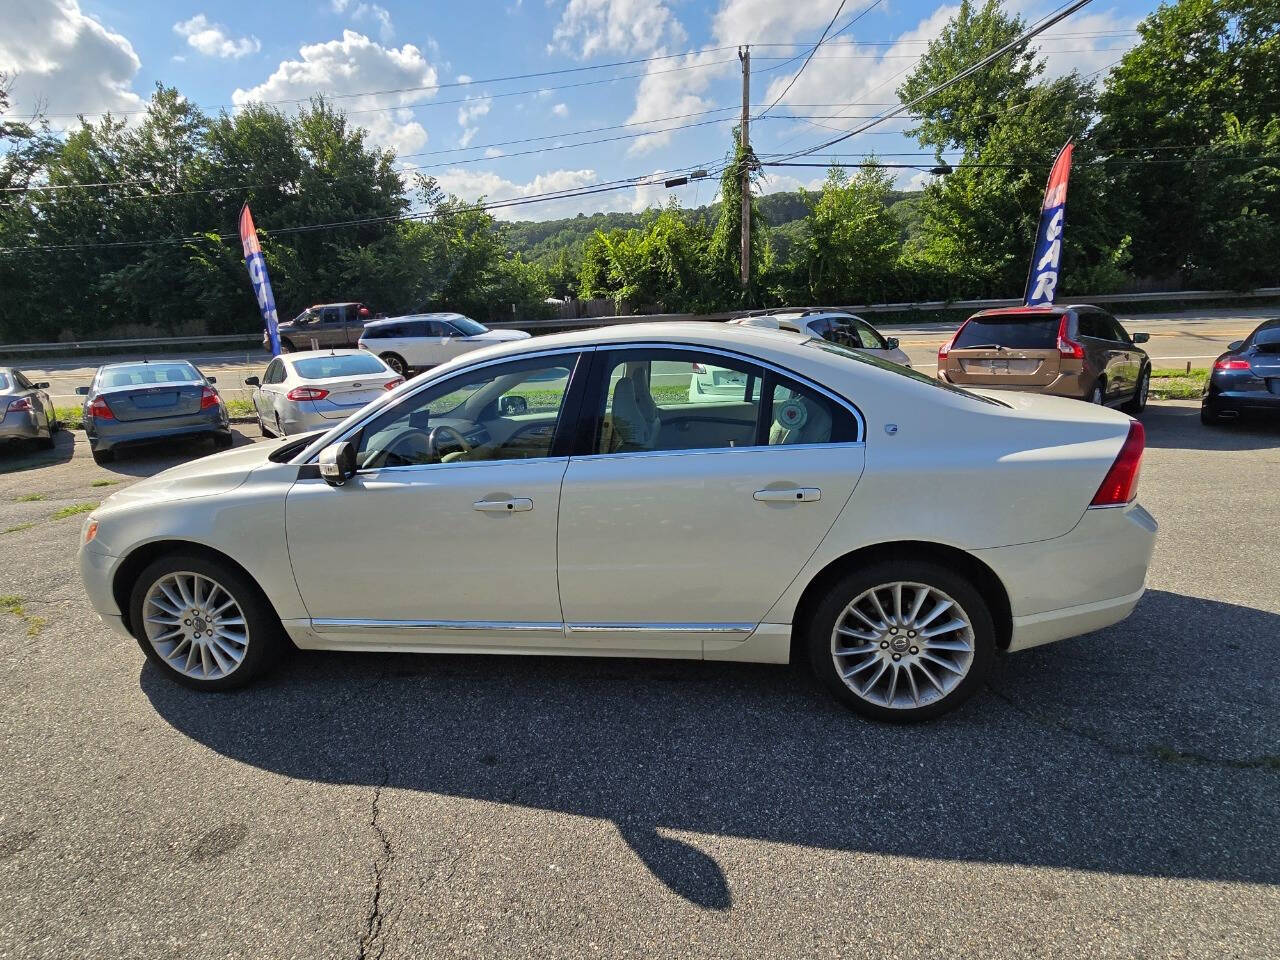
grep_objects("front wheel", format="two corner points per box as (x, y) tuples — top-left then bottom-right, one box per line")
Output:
(129, 553), (283, 690)
(380, 352), (408, 377)
(1089, 381), (1105, 405)
(807, 560), (995, 722)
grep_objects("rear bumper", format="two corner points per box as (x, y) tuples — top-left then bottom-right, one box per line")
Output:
(87, 408), (229, 451)
(938, 369), (1089, 400)
(1203, 383), (1280, 415)
(975, 502), (1157, 652)
(0, 412), (43, 440)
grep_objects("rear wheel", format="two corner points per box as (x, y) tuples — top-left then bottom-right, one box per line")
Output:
(91, 446), (115, 465)
(1200, 403), (1225, 425)
(1089, 380), (1105, 405)
(213, 431), (234, 450)
(35, 419), (56, 450)
(129, 552), (283, 690)
(380, 352), (408, 377)
(807, 560), (995, 722)
(1123, 367), (1149, 415)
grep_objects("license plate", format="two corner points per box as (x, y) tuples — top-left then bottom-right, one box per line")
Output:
(134, 392), (177, 408)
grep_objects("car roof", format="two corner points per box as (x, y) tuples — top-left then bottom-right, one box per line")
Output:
(98, 359), (197, 371)
(968, 304), (1104, 319)
(363, 312), (465, 327)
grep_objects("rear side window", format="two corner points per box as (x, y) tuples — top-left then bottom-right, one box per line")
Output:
(363, 325), (396, 339)
(293, 355), (388, 378)
(953, 314), (1060, 349)
(1077, 312), (1109, 340)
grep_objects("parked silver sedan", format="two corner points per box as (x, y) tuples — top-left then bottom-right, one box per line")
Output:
(0, 367), (58, 450)
(246, 350), (402, 437)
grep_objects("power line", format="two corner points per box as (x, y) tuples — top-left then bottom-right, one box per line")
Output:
(756, 0), (857, 121)
(772, 0), (1100, 163)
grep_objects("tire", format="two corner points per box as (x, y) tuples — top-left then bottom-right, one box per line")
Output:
(806, 560), (996, 722)
(275, 413), (285, 437)
(1122, 367), (1149, 415)
(35, 420), (55, 450)
(91, 446), (115, 465)
(129, 551), (284, 691)
(1089, 381), (1105, 405)
(258, 412), (273, 438)
(380, 352), (408, 377)
(212, 431), (234, 450)
(279, 339), (295, 354)
(1200, 403), (1223, 425)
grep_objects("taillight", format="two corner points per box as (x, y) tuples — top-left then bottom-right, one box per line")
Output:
(938, 320), (968, 362)
(1057, 315), (1085, 360)
(1090, 420), (1145, 507)
(199, 386), (221, 410)
(87, 397), (115, 420)
(1214, 358), (1251, 371)
(690, 363), (706, 374)
(286, 386), (329, 401)
(6, 397), (32, 413)
(384, 378), (403, 390)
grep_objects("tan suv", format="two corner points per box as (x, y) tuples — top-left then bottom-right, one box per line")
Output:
(937, 304), (1151, 412)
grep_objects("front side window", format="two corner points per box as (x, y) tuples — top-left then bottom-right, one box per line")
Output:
(13, 371), (33, 389)
(321, 308), (341, 324)
(354, 354), (578, 469)
(592, 348), (859, 455)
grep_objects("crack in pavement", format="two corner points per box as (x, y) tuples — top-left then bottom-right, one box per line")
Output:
(986, 683), (1280, 772)
(356, 665), (397, 960)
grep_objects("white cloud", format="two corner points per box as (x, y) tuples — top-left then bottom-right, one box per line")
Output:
(1023, 7), (1140, 81)
(0, 0), (145, 126)
(551, 102), (569, 118)
(456, 96), (491, 147)
(431, 166), (678, 220)
(331, 0), (351, 11)
(233, 31), (439, 156)
(173, 14), (261, 59)
(351, 3), (395, 42)
(550, 0), (686, 58)
(483, 147), (503, 158)
(712, 0), (849, 46)
(456, 74), (473, 84)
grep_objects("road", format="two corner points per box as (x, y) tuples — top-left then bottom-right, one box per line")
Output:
(12, 306), (1276, 405)
(0, 401), (1277, 959)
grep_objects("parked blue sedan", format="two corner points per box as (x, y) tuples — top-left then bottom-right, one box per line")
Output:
(77, 360), (231, 464)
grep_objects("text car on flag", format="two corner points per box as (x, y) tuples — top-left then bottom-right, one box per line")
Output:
(1024, 141), (1074, 307)
(239, 204), (281, 356)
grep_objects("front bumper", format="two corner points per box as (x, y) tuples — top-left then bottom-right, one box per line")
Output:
(975, 502), (1157, 652)
(80, 538), (127, 628)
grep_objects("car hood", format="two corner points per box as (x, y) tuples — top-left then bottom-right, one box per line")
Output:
(468, 329), (532, 342)
(97, 440), (282, 512)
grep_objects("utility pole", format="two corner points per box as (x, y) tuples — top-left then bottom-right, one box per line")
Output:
(738, 45), (751, 292)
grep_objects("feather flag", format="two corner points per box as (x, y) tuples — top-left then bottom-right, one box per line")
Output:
(1024, 141), (1074, 306)
(239, 204), (281, 356)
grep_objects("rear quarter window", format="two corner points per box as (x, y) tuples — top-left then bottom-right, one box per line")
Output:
(954, 314), (1060, 349)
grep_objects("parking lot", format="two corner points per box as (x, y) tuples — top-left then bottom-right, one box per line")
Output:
(0, 400), (1277, 959)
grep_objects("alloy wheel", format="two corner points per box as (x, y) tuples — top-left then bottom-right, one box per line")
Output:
(142, 571), (250, 680)
(830, 581), (975, 710)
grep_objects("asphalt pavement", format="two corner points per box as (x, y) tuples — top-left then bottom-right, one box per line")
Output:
(0, 401), (1277, 959)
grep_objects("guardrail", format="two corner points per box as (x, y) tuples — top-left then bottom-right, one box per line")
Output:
(3, 287), (1276, 350)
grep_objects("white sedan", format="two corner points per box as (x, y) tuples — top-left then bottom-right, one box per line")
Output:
(245, 349), (403, 437)
(78, 322), (1156, 720)
(357, 312), (530, 376)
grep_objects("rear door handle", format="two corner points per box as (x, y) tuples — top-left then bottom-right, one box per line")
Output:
(754, 487), (821, 503)
(473, 498), (533, 513)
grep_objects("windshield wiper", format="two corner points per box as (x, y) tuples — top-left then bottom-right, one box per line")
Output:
(958, 343), (1005, 351)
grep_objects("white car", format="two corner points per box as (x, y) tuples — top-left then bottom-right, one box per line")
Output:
(357, 313), (531, 376)
(731, 310), (913, 366)
(245, 350), (402, 437)
(78, 322), (1156, 720)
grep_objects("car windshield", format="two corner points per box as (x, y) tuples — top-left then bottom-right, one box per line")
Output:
(100, 362), (199, 386)
(450, 316), (488, 336)
(805, 339), (1007, 406)
(953, 314), (1060, 349)
(292, 354), (388, 378)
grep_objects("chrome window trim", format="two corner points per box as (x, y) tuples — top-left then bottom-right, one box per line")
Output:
(596, 341), (866, 443)
(293, 345), (592, 465)
(357, 455), (570, 477)
(570, 441), (864, 464)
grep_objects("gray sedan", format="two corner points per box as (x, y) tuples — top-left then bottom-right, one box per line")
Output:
(246, 350), (402, 437)
(77, 360), (231, 464)
(0, 367), (58, 450)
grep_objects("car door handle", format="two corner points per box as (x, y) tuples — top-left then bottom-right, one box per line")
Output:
(473, 498), (533, 513)
(754, 487), (821, 502)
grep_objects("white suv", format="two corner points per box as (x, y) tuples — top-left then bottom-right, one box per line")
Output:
(358, 313), (531, 376)
(730, 310), (912, 366)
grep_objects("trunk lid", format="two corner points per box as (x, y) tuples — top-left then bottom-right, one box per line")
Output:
(309, 373), (393, 419)
(944, 311), (1064, 387)
(100, 383), (205, 422)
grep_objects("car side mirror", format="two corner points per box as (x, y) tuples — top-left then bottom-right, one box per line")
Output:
(498, 395), (528, 416)
(1228, 340), (1243, 351)
(35, 381), (49, 389)
(76, 386), (90, 396)
(207, 376), (217, 384)
(1131, 332), (1150, 344)
(319, 441), (358, 487)
(885, 337), (900, 350)
(244, 376), (260, 386)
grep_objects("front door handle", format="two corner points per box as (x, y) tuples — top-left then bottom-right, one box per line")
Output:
(754, 487), (821, 503)
(473, 498), (533, 513)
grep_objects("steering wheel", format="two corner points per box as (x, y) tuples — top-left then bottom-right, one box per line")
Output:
(427, 424), (472, 462)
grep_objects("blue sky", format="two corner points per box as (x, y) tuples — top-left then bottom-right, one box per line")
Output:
(4, 0), (1155, 220)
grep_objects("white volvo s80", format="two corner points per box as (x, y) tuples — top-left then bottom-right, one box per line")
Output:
(78, 322), (1156, 720)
